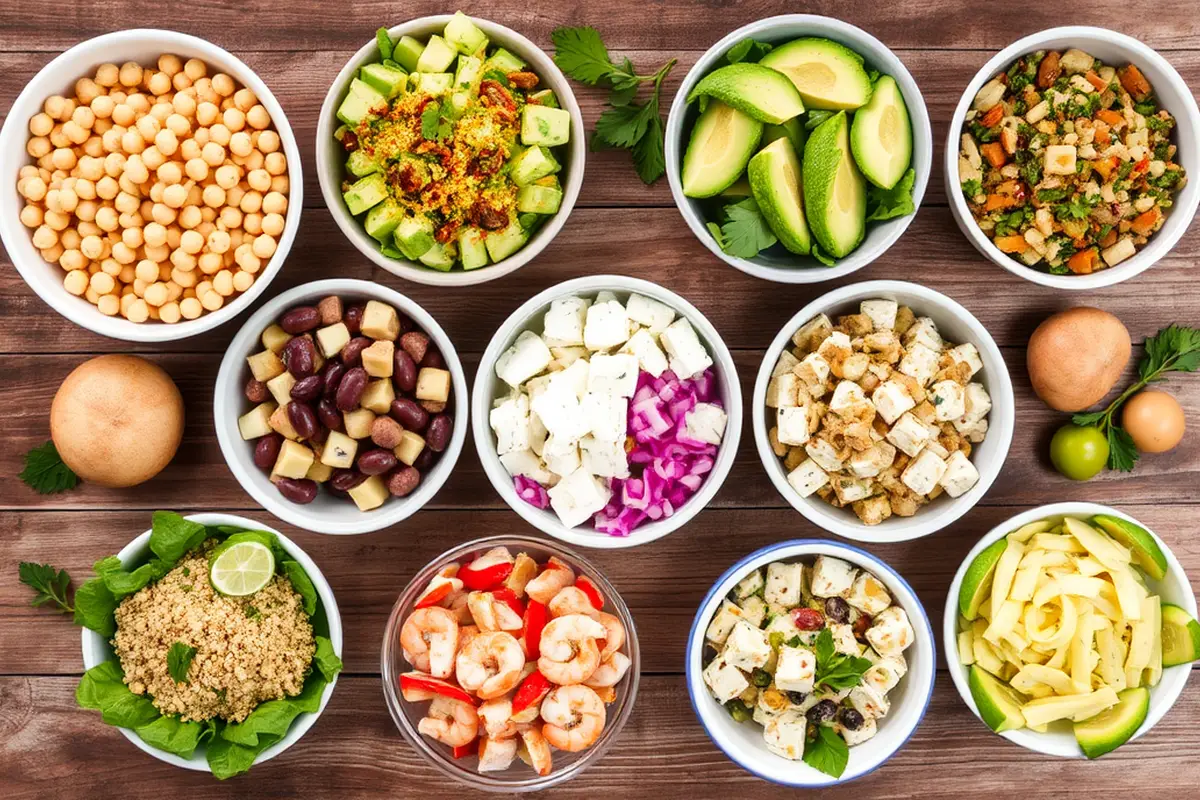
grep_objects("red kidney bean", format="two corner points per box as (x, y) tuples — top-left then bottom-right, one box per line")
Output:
(287, 401), (319, 440)
(280, 305), (321, 334)
(392, 350), (417, 393)
(253, 433), (283, 470)
(321, 360), (346, 398)
(390, 397), (429, 431)
(357, 449), (398, 476)
(245, 378), (269, 403)
(386, 466), (421, 497)
(396, 311), (414, 334)
(421, 348), (445, 369)
(413, 446), (438, 472)
(400, 331), (430, 363)
(330, 468), (368, 492)
(276, 478), (318, 504)
(282, 336), (315, 378)
(425, 415), (452, 452)
(343, 304), (366, 334)
(310, 425), (329, 446)
(317, 397), (343, 431)
(290, 375), (323, 402)
(336, 367), (368, 411)
(340, 336), (372, 367)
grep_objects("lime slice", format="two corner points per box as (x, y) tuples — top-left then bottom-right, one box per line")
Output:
(968, 664), (1027, 733)
(1091, 515), (1168, 581)
(209, 540), (275, 596)
(1161, 604), (1200, 667)
(1074, 687), (1149, 759)
(958, 538), (1008, 621)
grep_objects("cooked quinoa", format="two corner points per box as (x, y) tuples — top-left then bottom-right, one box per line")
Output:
(111, 542), (316, 723)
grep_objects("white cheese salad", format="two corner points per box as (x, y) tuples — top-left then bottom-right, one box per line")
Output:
(702, 555), (915, 778)
(489, 290), (728, 535)
(767, 299), (991, 525)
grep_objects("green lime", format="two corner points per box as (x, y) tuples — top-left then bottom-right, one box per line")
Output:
(1074, 687), (1149, 759)
(1050, 424), (1109, 481)
(968, 664), (1027, 733)
(1161, 604), (1200, 667)
(959, 538), (1008, 621)
(1091, 515), (1169, 581)
(209, 540), (275, 596)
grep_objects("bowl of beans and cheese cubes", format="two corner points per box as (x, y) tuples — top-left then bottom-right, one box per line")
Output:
(472, 275), (742, 549)
(754, 281), (1013, 542)
(688, 540), (935, 786)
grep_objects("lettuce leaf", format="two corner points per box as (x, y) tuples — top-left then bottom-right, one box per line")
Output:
(149, 511), (208, 563)
(865, 168), (916, 221)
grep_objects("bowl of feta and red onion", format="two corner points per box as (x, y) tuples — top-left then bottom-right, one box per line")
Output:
(471, 275), (742, 549)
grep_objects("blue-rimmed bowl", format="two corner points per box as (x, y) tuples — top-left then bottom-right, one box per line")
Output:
(686, 540), (935, 787)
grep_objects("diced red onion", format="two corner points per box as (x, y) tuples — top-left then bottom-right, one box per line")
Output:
(514, 476), (550, 510)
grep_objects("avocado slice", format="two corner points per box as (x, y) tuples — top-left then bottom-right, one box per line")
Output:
(516, 184), (563, 215)
(346, 149), (380, 178)
(342, 173), (388, 216)
(1161, 604), (1200, 667)
(364, 199), (404, 242)
(484, 48), (527, 74)
(747, 137), (811, 254)
(418, 241), (456, 271)
(968, 665), (1027, 733)
(760, 38), (874, 111)
(681, 100), (763, 198)
(510, 146), (560, 187)
(1091, 515), (1169, 581)
(720, 178), (752, 199)
(850, 75), (912, 190)
(394, 216), (435, 260)
(763, 117), (807, 156)
(686, 63), (806, 125)
(1074, 687), (1149, 759)
(959, 537), (1009, 620)
(802, 111), (866, 257)
(416, 35), (458, 73)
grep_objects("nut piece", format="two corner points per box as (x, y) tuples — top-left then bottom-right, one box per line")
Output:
(386, 466), (421, 497)
(245, 378), (269, 403)
(419, 399), (447, 413)
(400, 331), (430, 364)
(370, 416), (404, 449)
(317, 295), (344, 325)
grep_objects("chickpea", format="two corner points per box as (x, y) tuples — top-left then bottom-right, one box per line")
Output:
(41, 244), (65, 263)
(44, 95), (68, 120)
(179, 138), (202, 162)
(242, 212), (262, 235)
(171, 72), (192, 92)
(251, 233), (277, 260)
(155, 160), (182, 185)
(63, 269), (89, 295)
(165, 226), (182, 250)
(246, 168), (271, 192)
(60, 228), (82, 251)
(211, 269), (235, 297)
(28, 137), (52, 159)
(148, 71), (172, 96)
(178, 229), (204, 254)
(152, 128), (178, 156)
(172, 266), (197, 287)
(60, 248), (87, 272)
(219, 206), (242, 229)
(111, 241), (136, 264)
(141, 145), (166, 171)
(174, 296), (200, 319)
(199, 184), (225, 209)
(239, 190), (263, 214)
(222, 107), (246, 133)
(50, 147), (77, 171)
(134, 115), (159, 142)
(95, 176), (118, 201)
(200, 290), (224, 312)
(29, 112), (54, 137)
(76, 200), (99, 223)
(20, 204), (44, 228)
(125, 297), (150, 323)
(126, 93), (151, 115)
(197, 251), (222, 274)
(120, 129), (145, 154)
(256, 130), (281, 156)
(196, 101), (219, 126)
(95, 63), (119, 87)
(123, 155), (149, 185)
(170, 248), (196, 272)
(239, 150), (265, 172)
(228, 130), (252, 158)
(182, 58), (206, 81)
(95, 206), (119, 231)
(149, 101), (173, 122)
(89, 96), (115, 122)
(143, 281), (168, 307)
(192, 127), (210, 147)
(178, 205), (202, 229)
(156, 54), (182, 76)
(162, 183), (188, 209)
(32, 225), (58, 249)
(44, 210), (71, 231)
(200, 141), (225, 167)
(121, 226), (144, 249)
(234, 244), (261, 273)
(132, 258), (157, 283)
(76, 179), (98, 201)
(209, 73), (233, 97)
(143, 242), (170, 263)
(111, 103), (136, 127)
(21, 175), (48, 202)
(80, 234), (104, 259)
(118, 62), (144, 88)
(96, 293), (120, 316)
(90, 271), (116, 295)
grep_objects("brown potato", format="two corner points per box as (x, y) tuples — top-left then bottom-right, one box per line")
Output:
(1027, 308), (1131, 412)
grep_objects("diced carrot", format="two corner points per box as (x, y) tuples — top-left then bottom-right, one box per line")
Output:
(1068, 248), (1098, 274)
(1085, 70), (1108, 92)
(980, 104), (1004, 127)
(980, 142), (1007, 168)
(1093, 156), (1118, 181)
(1118, 64), (1152, 100)
(1096, 109), (1123, 127)
(1099, 227), (1118, 248)
(1093, 125), (1111, 146)
(1131, 208), (1161, 236)
(994, 234), (1028, 253)
(984, 193), (1019, 211)
(1133, 157), (1150, 174)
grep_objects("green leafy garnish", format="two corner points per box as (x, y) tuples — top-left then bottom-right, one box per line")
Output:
(717, 198), (777, 258)
(810, 245), (837, 267)
(551, 25), (676, 184)
(961, 178), (983, 200)
(167, 641), (197, 684)
(375, 27), (394, 62)
(19, 562), (74, 612)
(19, 441), (79, 495)
(725, 38), (773, 65)
(803, 724), (850, 778)
(813, 628), (873, 690)
(421, 102), (443, 140)
(865, 169), (916, 221)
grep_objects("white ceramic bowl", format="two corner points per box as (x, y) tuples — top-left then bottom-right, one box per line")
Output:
(665, 15), (932, 284)
(0, 29), (302, 342)
(944, 502), (1197, 757)
(316, 15), (585, 287)
(80, 512), (342, 772)
(946, 27), (1200, 290)
(753, 280), (1014, 542)
(471, 275), (742, 549)
(214, 279), (468, 535)
(687, 539), (936, 786)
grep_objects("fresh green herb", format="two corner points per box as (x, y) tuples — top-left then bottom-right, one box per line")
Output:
(865, 169), (916, 222)
(1145, 114), (1174, 133)
(551, 26), (676, 183)
(961, 178), (983, 200)
(167, 641), (197, 684)
(182, 566), (190, 577)
(1036, 188), (1071, 203)
(375, 27), (394, 62)
(970, 122), (1000, 143)
(725, 37), (773, 65)
(19, 441), (79, 495)
(19, 562), (75, 613)
(245, 605), (261, 620)
(420, 102), (442, 140)
(812, 628), (873, 690)
(803, 724), (850, 778)
(482, 68), (510, 87)
(1134, 98), (1158, 116)
(1006, 55), (1039, 94)
(717, 197), (777, 258)
(805, 110), (835, 131)
(1055, 193), (1099, 221)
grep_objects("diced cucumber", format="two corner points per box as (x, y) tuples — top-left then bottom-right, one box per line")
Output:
(521, 105), (571, 147)
(360, 63), (408, 98)
(444, 11), (489, 55)
(532, 174), (561, 190)
(342, 173), (388, 215)
(485, 220), (528, 262)
(383, 58), (404, 72)
(517, 184), (563, 215)
(393, 35), (425, 73)
(518, 212), (544, 232)
(485, 48), (526, 74)
(380, 242), (404, 259)
(508, 145), (560, 186)
(365, 199), (404, 242)
(411, 72), (453, 97)
(337, 78), (386, 126)
(454, 55), (483, 92)
(346, 148), (380, 178)
(529, 89), (559, 109)
(458, 226), (489, 270)
(416, 35), (457, 73)
(394, 216), (435, 260)
(447, 91), (472, 118)
(418, 241), (456, 271)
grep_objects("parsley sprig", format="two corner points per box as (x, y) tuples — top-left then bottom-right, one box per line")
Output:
(19, 562), (75, 613)
(551, 26), (676, 184)
(19, 441), (79, 495)
(812, 628), (873, 691)
(167, 641), (198, 684)
(1072, 324), (1200, 471)
(803, 724), (850, 778)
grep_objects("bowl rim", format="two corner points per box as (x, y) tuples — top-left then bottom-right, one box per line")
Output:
(944, 25), (1200, 290)
(751, 280), (1015, 542)
(942, 501), (1198, 757)
(685, 538), (936, 787)
(0, 28), (303, 342)
(664, 13), (933, 284)
(213, 278), (468, 535)
(314, 14), (586, 287)
(78, 512), (342, 772)
(379, 534), (641, 791)
(469, 274), (743, 549)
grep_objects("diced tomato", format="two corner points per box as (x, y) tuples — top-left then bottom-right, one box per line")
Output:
(575, 576), (605, 610)
(492, 587), (526, 617)
(398, 672), (477, 706)
(522, 600), (549, 658)
(458, 561), (514, 591)
(414, 580), (455, 609)
(791, 607), (825, 631)
(1133, 157), (1150, 174)
(451, 739), (478, 759)
(511, 670), (552, 715)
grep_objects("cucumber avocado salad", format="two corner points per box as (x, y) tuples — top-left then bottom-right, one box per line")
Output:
(335, 12), (572, 272)
(681, 37), (917, 266)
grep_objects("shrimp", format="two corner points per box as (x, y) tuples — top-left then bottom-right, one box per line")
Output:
(537, 614), (605, 685)
(540, 685), (606, 752)
(468, 591), (523, 631)
(595, 611), (625, 661)
(400, 606), (459, 679)
(448, 590), (473, 624)
(592, 685), (617, 704)
(455, 631), (526, 700)
(478, 696), (517, 739)
(478, 734), (518, 772)
(417, 695), (478, 747)
(457, 624), (481, 656)
(525, 557), (575, 605)
(518, 726), (553, 776)
(548, 586), (600, 619)
(584, 651), (632, 689)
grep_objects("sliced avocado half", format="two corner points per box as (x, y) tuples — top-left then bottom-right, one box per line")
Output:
(1091, 514), (1169, 581)
(968, 665), (1027, 733)
(1074, 687), (1149, 759)
(681, 100), (763, 198)
(759, 38), (873, 110)
(686, 63), (806, 125)
(801, 111), (865, 258)
(850, 74), (913, 189)
(1161, 604), (1200, 667)
(747, 137), (811, 254)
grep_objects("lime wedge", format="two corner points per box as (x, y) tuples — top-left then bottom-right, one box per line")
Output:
(1161, 604), (1200, 667)
(1074, 687), (1149, 759)
(1091, 515), (1168, 581)
(209, 540), (275, 596)
(958, 538), (1008, 621)
(968, 664), (1027, 733)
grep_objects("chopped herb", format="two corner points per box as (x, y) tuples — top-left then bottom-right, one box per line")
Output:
(716, 197), (777, 258)
(803, 724), (850, 778)
(961, 178), (983, 199)
(725, 37), (773, 65)
(245, 605), (261, 620)
(167, 641), (197, 684)
(1036, 188), (1071, 203)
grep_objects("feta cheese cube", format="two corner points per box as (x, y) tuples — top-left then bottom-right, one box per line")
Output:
(830, 380), (870, 415)
(498, 448), (553, 485)
(529, 409), (548, 456)
(495, 330), (552, 387)
(958, 382), (991, 428)
(872, 380), (916, 425)
(805, 438), (845, 472)
(734, 569), (764, 600)
(772, 350), (800, 377)
(684, 402), (727, 445)
(703, 655), (749, 703)
(546, 467), (612, 528)
(764, 710), (807, 760)
(899, 343), (940, 386)
(838, 715), (878, 746)
(766, 373), (800, 408)
(753, 701), (778, 727)
(595, 291), (618, 304)
(552, 358), (590, 399)
(705, 599), (746, 645)
(739, 595), (767, 628)
(939, 450), (980, 498)
(1102, 237), (1136, 267)
(549, 345), (589, 368)
(849, 441), (896, 479)
(787, 459), (829, 498)
(531, 380), (589, 441)
(793, 313), (833, 351)
(490, 394), (532, 455)
(863, 655), (907, 695)
(946, 343), (983, 378)
(902, 317), (943, 352)
(580, 392), (627, 442)
(1044, 143), (1077, 175)
(659, 318), (713, 379)
(794, 352), (831, 398)
(901, 448), (947, 496)
(924, 439), (950, 459)
(929, 379), (966, 422)
(886, 412), (932, 457)
(777, 406), (811, 446)
(774, 646), (816, 694)
(811, 556), (856, 598)
(764, 561), (804, 607)
(625, 293), (676, 332)
(723, 620), (772, 671)
(848, 684), (890, 720)
(580, 435), (629, 478)
(620, 328), (669, 377)
(860, 299), (898, 331)
(846, 571), (893, 615)
(865, 606), (915, 657)
(830, 623), (861, 656)
(583, 300), (630, 351)
(586, 353), (639, 396)
(542, 296), (590, 347)
(541, 434), (581, 477)
(764, 612), (802, 642)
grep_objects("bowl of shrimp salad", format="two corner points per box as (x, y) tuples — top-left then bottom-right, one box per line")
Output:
(381, 535), (639, 791)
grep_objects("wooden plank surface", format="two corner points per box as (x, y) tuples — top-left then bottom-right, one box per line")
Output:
(1, 0), (1199, 797)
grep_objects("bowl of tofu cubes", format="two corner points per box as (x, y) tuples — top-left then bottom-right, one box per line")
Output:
(472, 274), (741, 549)
(753, 280), (1014, 543)
(688, 540), (935, 786)
(215, 278), (468, 534)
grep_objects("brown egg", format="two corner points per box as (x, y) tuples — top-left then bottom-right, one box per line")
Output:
(1027, 307), (1131, 412)
(1122, 390), (1186, 454)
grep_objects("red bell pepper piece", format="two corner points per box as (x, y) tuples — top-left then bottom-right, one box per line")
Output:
(414, 580), (455, 609)
(511, 670), (552, 715)
(492, 587), (525, 617)
(398, 672), (477, 706)
(458, 561), (513, 591)
(522, 600), (548, 658)
(575, 575), (605, 610)
(451, 738), (478, 759)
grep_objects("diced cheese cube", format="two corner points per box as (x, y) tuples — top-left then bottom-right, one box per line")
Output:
(347, 474), (389, 511)
(273, 439), (314, 479)
(542, 296), (590, 347)
(703, 656), (749, 704)
(1044, 144), (1077, 175)
(586, 353), (639, 396)
(734, 569), (764, 600)
(929, 379), (966, 422)
(620, 328), (669, 377)
(846, 571), (893, 615)
(872, 380), (916, 425)
(361, 340), (394, 378)
(959, 416), (989, 443)
(315, 322), (350, 358)
(659, 318), (713, 380)
(794, 352), (831, 398)
(415, 367), (451, 403)
(901, 448), (947, 496)
(860, 299), (898, 331)
(777, 406), (811, 446)
(763, 710), (807, 760)
(705, 599), (746, 645)
(903, 317), (943, 352)
(805, 438), (845, 472)
(939, 450), (980, 498)
(723, 620), (772, 671)
(924, 439), (949, 460)
(360, 300), (400, 340)
(817, 331), (852, 360)
(863, 656), (907, 695)
(321, 430), (358, 468)
(848, 684), (890, 720)
(496, 330), (553, 387)
(787, 459), (829, 498)
(580, 435), (629, 478)
(268, 404), (302, 440)
(739, 595), (768, 627)
(849, 441), (896, 479)
(842, 353), (870, 382)
(838, 715), (878, 746)
(887, 412), (932, 457)
(865, 606), (915, 657)
(792, 313), (832, 351)
(580, 392), (627, 442)
(625, 293), (676, 332)
(774, 646), (816, 693)
(261, 324), (292, 353)
(531, 380), (589, 441)
(490, 394), (532, 455)
(552, 358), (590, 399)
(238, 402), (277, 440)
(766, 373), (800, 408)
(583, 300), (630, 351)
(546, 467), (612, 528)
(684, 402), (727, 445)
(361, 377), (396, 414)
(595, 291), (618, 304)
(265, 371), (296, 407)
(830, 380), (870, 416)
(946, 343), (983, 378)
(830, 623), (861, 656)
(811, 555), (856, 598)
(394, 430), (424, 465)
(956, 382), (992, 429)
(772, 350), (800, 378)
(550, 345), (589, 369)
(899, 343), (940, 386)
(1102, 237), (1137, 267)
(542, 434), (581, 477)
(498, 448), (553, 485)
(247, 349), (285, 382)
(764, 561), (804, 607)
(831, 475), (874, 504)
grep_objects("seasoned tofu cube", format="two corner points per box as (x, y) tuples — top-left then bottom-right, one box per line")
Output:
(777, 406), (811, 446)
(659, 318), (713, 379)
(805, 438), (845, 472)
(929, 380), (966, 422)
(348, 474), (389, 511)
(764, 710), (808, 760)
(361, 378), (395, 414)
(946, 343), (983, 378)
(496, 330), (553, 387)
(344, 408), (376, 439)
(580, 435), (629, 478)
(238, 402), (277, 440)
(490, 394), (532, 455)
(846, 571), (893, 616)
(793, 313), (833, 352)
(774, 646), (816, 694)
(542, 296), (590, 347)
(247, 349), (285, 382)
(734, 568), (764, 600)
(706, 599), (746, 645)
(831, 475), (874, 505)
(899, 343), (940, 386)
(739, 595), (768, 628)
(838, 715), (878, 746)
(955, 382), (992, 430)
(416, 368), (452, 403)
(625, 293), (676, 332)
(703, 656), (749, 704)
(321, 430), (358, 468)
(764, 562), (804, 607)
(546, 467), (611, 528)
(886, 412), (932, 457)
(860, 299), (898, 331)
(794, 352), (831, 398)
(853, 494), (893, 526)
(723, 620), (772, 671)
(361, 340), (394, 378)
(684, 402), (728, 445)
(960, 417), (989, 443)
(849, 685), (890, 723)
(830, 623), (861, 656)
(360, 300), (400, 340)
(872, 380), (916, 425)
(620, 328), (669, 377)
(865, 606), (915, 657)
(541, 434), (581, 477)
(315, 322), (350, 358)
(395, 431), (425, 465)
(586, 353), (639, 396)
(830, 380), (870, 416)
(787, 459), (829, 498)
(1044, 144), (1077, 175)
(810, 555), (856, 598)
(273, 439), (314, 479)
(764, 611), (803, 641)
(902, 317), (943, 352)
(498, 449), (553, 485)
(939, 450), (981, 498)
(901, 448), (948, 496)
(265, 370), (296, 407)
(849, 441), (896, 479)
(583, 299), (630, 351)
(863, 656), (907, 695)
(772, 350), (800, 377)
(580, 392), (626, 442)
(841, 352), (871, 382)
(766, 373), (801, 408)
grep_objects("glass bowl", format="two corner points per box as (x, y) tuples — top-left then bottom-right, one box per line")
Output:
(381, 535), (641, 792)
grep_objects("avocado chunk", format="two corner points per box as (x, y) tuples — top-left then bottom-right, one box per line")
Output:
(1161, 604), (1200, 667)
(681, 100), (763, 198)
(484, 48), (526, 74)
(1074, 687), (1149, 759)
(393, 36), (425, 73)
(760, 38), (873, 111)
(342, 173), (388, 216)
(521, 105), (571, 147)
(411, 72), (453, 97)
(454, 55), (483, 92)
(720, 178), (752, 199)
(802, 111), (866, 258)
(747, 137), (811, 254)
(958, 537), (1009, 620)
(458, 226), (489, 270)
(529, 89), (559, 109)
(763, 117), (807, 156)
(444, 11), (489, 55)
(337, 79), (386, 126)
(968, 664), (1027, 733)
(686, 63), (806, 125)
(359, 63), (408, 98)
(393, 216), (435, 260)
(346, 149), (380, 178)
(1091, 514), (1168, 581)
(418, 241), (456, 271)
(510, 145), (560, 186)
(485, 221), (528, 262)
(850, 75), (912, 189)
(517, 184), (563, 215)
(364, 199), (404, 242)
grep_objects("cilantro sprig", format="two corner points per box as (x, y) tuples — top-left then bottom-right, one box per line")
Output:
(18, 562), (75, 613)
(551, 26), (676, 184)
(167, 641), (198, 684)
(1072, 324), (1200, 471)
(707, 197), (777, 258)
(19, 441), (80, 495)
(813, 628), (873, 691)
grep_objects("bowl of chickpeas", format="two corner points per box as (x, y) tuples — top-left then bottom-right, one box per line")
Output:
(0, 29), (301, 342)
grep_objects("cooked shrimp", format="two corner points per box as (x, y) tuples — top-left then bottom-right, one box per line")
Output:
(518, 726), (553, 776)
(583, 652), (631, 689)
(477, 734), (518, 772)
(400, 606), (459, 679)
(591, 685), (617, 704)
(595, 611), (625, 661)
(468, 591), (523, 631)
(540, 685), (606, 752)
(548, 586), (599, 618)
(525, 558), (575, 605)
(455, 631), (526, 699)
(417, 695), (478, 747)
(537, 614), (605, 685)
(457, 624), (481, 655)
(448, 590), (473, 624)
(478, 696), (516, 739)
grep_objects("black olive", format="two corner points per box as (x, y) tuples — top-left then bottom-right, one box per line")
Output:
(806, 699), (838, 724)
(839, 707), (865, 731)
(785, 690), (807, 705)
(825, 596), (851, 624)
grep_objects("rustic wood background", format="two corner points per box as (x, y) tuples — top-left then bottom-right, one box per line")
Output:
(2, 1), (1198, 797)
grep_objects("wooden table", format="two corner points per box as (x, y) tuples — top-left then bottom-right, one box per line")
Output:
(2, 1), (1198, 797)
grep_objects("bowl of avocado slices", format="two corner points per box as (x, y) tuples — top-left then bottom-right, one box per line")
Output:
(665, 15), (932, 283)
(317, 12), (586, 286)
